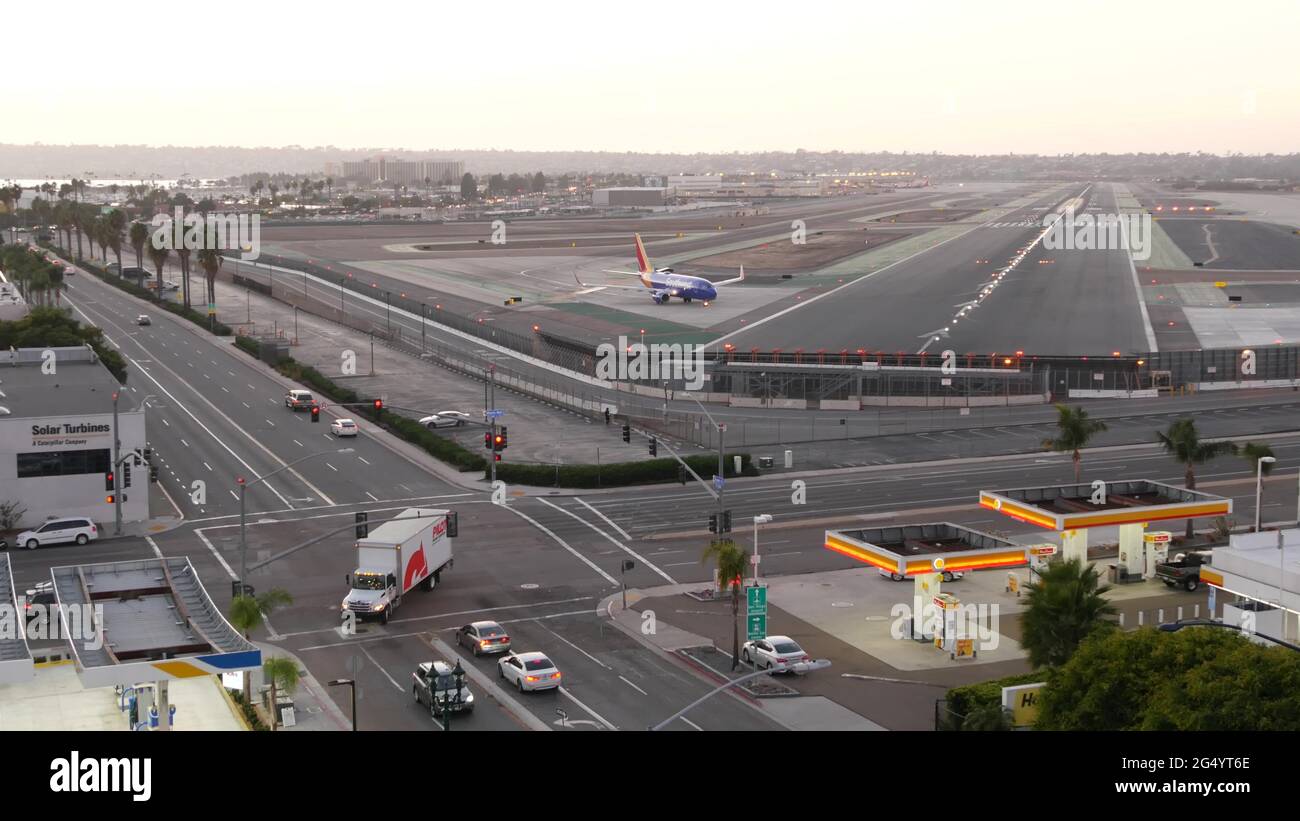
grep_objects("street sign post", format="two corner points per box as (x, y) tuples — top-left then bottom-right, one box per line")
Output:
(747, 613), (767, 641)
(746, 585), (767, 615)
(713, 474), (725, 492)
(485, 409), (504, 419)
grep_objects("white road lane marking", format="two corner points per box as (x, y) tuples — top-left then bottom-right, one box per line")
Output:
(618, 675), (647, 696)
(576, 498), (631, 541)
(501, 505), (618, 586)
(538, 498), (675, 584)
(559, 687), (618, 731)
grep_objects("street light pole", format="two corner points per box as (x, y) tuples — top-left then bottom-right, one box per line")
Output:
(752, 514), (772, 586)
(1256, 456), (1276, 532)
(238, 448), (353, 594)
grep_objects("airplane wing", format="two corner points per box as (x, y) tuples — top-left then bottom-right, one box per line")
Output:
(574, 270), (651, 291)
(711, 265), (746, 287)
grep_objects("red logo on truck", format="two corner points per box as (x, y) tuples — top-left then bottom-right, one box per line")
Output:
(404, 542), (429, 589)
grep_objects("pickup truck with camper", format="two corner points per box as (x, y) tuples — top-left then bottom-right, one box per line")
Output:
(1155, 550), (1211, 592)
(342, 507), (454, 624)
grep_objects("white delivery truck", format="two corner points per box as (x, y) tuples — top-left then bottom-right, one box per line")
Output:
(342, 508), (454, 624)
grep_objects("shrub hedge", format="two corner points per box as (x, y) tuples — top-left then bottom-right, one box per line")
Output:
(492, 453), (757, 489)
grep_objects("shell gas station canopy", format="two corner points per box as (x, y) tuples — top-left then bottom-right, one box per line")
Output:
(824, 522), (1051, 577)
(978, 479), (1232, 532)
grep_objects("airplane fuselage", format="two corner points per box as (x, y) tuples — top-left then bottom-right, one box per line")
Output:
(645, 270), (718, 303)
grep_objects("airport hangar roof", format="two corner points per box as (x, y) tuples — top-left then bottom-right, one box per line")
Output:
(0, 554), (34, 684)
(0, 347), (130, 418)
(979, 479), (1232, 531)
(50, 556), (260, 689)
(825, 522), (1056, 577)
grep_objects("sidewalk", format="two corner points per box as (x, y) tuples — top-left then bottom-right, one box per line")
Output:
(253, 641), (353, 731)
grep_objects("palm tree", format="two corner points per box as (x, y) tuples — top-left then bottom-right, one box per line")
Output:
(176, 247), (192, 309)
(701, 538), (748, 670)
(1042, 404), (1108, 483)
(1021, 557), (1116, 668)
(147, 244), (170, 300)
(960, 701), (1015, 731)
(129, 221), (149, 272)
(325, 176), (333, 201)
(107, 209), (126, 273)
(1156, 418), (1238, 539)
(262, 657), (300, 731)
(228, 589), (294, 703)
(197, 247), (223, 327)
(69, 203), (85, 260)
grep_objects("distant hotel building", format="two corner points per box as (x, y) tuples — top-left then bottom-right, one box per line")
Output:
(336, 157), (464, 186)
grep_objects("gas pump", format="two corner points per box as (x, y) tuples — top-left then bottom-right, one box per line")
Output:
(1028, 543), (1056, 583)
(1143, 531), (1171, 579)
(932, 593), (960, 654)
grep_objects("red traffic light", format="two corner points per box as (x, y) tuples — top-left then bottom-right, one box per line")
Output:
(373, 399), (384, 410)
(105, 495), (115, 504)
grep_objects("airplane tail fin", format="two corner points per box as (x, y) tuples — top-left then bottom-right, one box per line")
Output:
(633, 234), (654, 286)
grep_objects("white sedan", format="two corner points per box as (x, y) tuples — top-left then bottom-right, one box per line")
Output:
(330, 418), (359, 437)
(740, 636), (810, 673)
(419, 411), (472, 429)
(497, 652), (562, 692)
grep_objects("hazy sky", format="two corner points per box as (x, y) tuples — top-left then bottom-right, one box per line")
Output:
(15, 0), (1298, 154)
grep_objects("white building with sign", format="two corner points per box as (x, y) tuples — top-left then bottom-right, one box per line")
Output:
(0, 347), (147, 529)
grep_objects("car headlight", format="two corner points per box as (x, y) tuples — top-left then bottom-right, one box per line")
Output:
(372, 603), (386, 612)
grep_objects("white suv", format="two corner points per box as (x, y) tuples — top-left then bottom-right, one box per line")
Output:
(17, 517), (99, 550)
(285, 390), (315, 411)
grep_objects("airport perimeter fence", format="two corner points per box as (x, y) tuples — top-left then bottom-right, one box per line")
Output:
(228, 253), (599, 374)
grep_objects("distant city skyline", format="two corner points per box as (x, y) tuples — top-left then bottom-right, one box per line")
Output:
(10, 0), (1299, 156)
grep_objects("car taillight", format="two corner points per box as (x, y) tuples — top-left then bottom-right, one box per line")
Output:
(90, 525), (97, 532)
(481, 640), (490, 647)
(526, 675), (539, 682)
(550, 672), (561, 679)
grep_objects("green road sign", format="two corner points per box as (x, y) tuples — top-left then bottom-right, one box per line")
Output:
(746, 585), (767, 616)
(747, 613), (767, 641)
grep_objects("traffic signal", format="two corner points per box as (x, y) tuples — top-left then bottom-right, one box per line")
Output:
(105, 472), (115, 492)
(311, 404), (321, 423)
(143, 447), (153, 462)
(123, 462), (132, 488)
(373, 399), (384, 411)
(498, 426), (508, 450)
(708, 513), (718, 534)
(484, 432), (493, 449)
(149, 466), (159, 484)
(493, 452), (501, 462)
(133, 451), (142, 467)
(621, 424), (630, 443)
(678, 465), (687, 485)
(721, 510), (732, 533)
(355, 511), (369, 539)
(492, 432), (505, 451)
(446, 512), (458, 538)
(648, 438), (657, 457)
(105, 495), (115, 504)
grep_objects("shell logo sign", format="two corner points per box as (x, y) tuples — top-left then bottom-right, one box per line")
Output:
(1029, 544), (1058, 556)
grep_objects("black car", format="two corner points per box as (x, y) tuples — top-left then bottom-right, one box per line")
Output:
(23, 581), (56, 623)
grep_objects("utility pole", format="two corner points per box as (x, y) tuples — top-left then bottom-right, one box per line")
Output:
(112, 390), (122, 535)
(718, 422), (726, 531)
(489, 365), (497, 485)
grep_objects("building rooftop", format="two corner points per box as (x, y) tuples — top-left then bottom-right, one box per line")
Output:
(50, 557), (260, 689)
(0, 347), (128, 418)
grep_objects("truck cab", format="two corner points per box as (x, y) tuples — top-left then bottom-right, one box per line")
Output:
(1155, 550), (1211, 592)
(343, 570), (398, 623)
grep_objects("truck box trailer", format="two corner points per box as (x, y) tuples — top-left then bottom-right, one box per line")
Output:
(342, 508), (453, 624)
